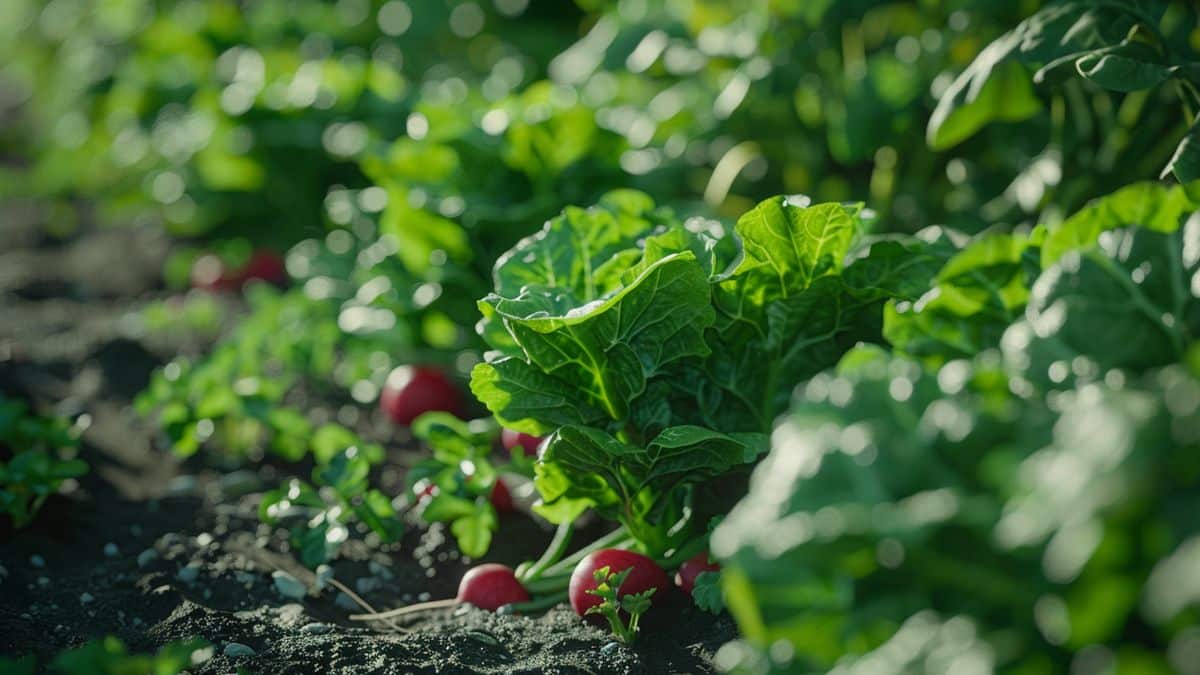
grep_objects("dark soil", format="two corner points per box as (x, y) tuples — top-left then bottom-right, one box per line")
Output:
(0, 206), (735, 674)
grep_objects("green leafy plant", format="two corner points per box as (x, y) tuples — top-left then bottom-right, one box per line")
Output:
(471, 189), (948, 557)
(691, 571), (724, 614)
(0, 636), (211, 675)
(0, 394), (87, 527)
(712, 180), (1200, 672)
(403, 413), (535, 559)
(930, 0), (1200, 182)
(584, 566), (657, 644)
(260, 445), (401, 567)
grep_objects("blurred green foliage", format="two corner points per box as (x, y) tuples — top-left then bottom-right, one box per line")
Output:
(0, 393), (87, 528)
(713, 181), (1200, 672)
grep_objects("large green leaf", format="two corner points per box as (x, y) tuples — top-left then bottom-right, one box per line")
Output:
(884, 229), (1043, 365)
(927, 59), (1042, 151)
(1074, 41), (1172, 92)
(1005, 220), (1200, 387)
(481, 252), (713, 424)
(928, 0), (1152, 150)
(473, 192), (715, 431)
(1041, 181), (1193, 267)
(1163, 116), (1200, 185)
(698, 199), (945, 430)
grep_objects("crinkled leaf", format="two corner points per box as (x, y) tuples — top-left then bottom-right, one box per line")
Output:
(470, 356), (609, 435)
(479, 251), (714, 425)
(701, 199), (941, 430)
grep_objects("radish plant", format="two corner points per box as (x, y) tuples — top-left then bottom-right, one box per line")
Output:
(0, 394), (87, 528)
(580, 567), (658, 645)
(402, 412), (538, 558)
(260, 445), (402, 567)
(470, 189), (950, 562)
(713, 181), (1200, 672)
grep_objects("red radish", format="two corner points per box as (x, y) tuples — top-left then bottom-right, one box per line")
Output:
(379, 366), (463, 426)
(501, 429), (544, 457)
(455, 563), (529, 611)
(190, 254), (239, 292)
(240, 250), (288, 286)
(569, 549), (669, 620)
(674, 552), (719, 594)
(489, 479), (513, 512)
(191, 249), (287, 291)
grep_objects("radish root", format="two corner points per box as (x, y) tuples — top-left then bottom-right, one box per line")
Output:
(349, 598), (458, 621)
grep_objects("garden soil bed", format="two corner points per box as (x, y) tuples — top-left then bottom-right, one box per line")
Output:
(0, 209), (736, 674)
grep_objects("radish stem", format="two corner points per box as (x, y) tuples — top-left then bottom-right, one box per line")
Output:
(522, 572), (574, 595)
(519, 522), (574, 584)
(500, 591), (569, 615)
(539, 527), (633, 579)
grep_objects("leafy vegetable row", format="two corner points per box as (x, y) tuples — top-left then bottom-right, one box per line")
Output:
(714, 180), (1200, 672)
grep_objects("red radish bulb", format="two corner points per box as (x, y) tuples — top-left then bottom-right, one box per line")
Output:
(379, 366), (463, 426)
(455, 564), (529, 611)
(489, 479), (513, 512)
(569, 549), (669, 620)
(240, 249), (287, 286)
(191, 249), (287, 291)
(501, 429), (544, 457)
(674, 552), (720, 594)
(190, 254), (238, 292)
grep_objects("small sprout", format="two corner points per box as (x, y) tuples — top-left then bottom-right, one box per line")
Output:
(584, 566), (657, 644)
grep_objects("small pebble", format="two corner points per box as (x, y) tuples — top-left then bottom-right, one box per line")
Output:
(79, 593), (94, 604)
(601, 641), (621, 656)
(367, 561), (394, 580)
(104, 543), (119, 558)
(195, 532), (213, 547)
(166, 475), (197, 496)
(355, 577), (382, 595)
(313, 565), (333, 591)
(137, 549), (158, 569)
(223, 643), (256, 658)
(30, 555), (45, 569)
(37, 577), (50, 588)
(177, 564), (201, 584)
(130, 524), (143, 537)
(273, 571), (307, 600)
(335, 593), (359, 611)
(300, 622), (332, 635)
